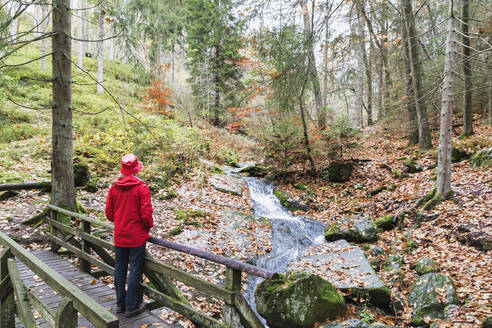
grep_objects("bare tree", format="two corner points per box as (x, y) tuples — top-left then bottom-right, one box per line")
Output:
(461, 0), (473, 136)
(401, 11), (419, 145)
(97, 8), (104, 93)
(402, 0), (432, 150)
(77, 0), (84, 68)
(436, 0), (458, 197)
(301, 0), (325, 128)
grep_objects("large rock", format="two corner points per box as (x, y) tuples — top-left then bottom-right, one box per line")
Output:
(287, 240), (391, 310)
(408, 273), (458, 326)
(403, 160), (424, 173)
(321, 161), (354, 183)
(209, 174), (243, 196)
(325, 217), (378, 243)
(73, 159), (91, 187)
(255, 272), (346, 328)
(273, 188), (309, 212)
(237, 162), (269, 177)
(470, 147), (492, 169)
(321, 319), (395, 328)
(415, 258), (438, 275)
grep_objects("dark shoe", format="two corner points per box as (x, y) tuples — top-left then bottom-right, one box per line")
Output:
(116, 304), (125, 314)
(125, 303), (145, 318)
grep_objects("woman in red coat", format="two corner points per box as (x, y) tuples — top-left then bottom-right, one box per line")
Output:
(105, 154), (153, 317)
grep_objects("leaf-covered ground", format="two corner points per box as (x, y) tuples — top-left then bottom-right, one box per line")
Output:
(0, 121), (490, 327)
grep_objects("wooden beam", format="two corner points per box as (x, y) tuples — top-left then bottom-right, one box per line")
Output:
(148, 237), (277, 280)
(0, 276), (12, 302)
(0, 248), (15, 328)
(223, 268), (242, 327)
(7, 259), (37, 328)
(45, 232), (114, 275)
(0, 231), (118, 328)
(26, 289), (55, 327)
(55, 298), (77, 328)
(0, 181), (51, 192)
(47, 218), (114, 251)
(234, 294), (264, 328)
(144, 258), (234, 303)
(140, 284), (229, 328)
(48, 205), (114, 230)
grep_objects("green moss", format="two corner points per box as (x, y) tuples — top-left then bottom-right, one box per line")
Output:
(470, 147), (492, 169)
(483, 316), (492, 328)
(367, 186), (386, 198)
(169, 226), (183, 236)
(84, 181), (98, 193)
(210, 165), (226, 175)
(392, 168), (403, 179)
(374, 215), (395, 231)
(382, 255), (403, 272)
(255, 272), (346, 328)
(294, 183), (307, 191)
(273, 189), (294, 211)
(175, 209), (207, 221)
(416, 258), (438, 275)
(217, 148), (240, 167)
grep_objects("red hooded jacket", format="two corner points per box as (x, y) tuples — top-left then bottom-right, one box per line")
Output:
(105, 176), (154, 247)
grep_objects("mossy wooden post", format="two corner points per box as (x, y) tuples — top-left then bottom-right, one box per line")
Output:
(0, 249), (15, 328)
(50, 209), (58, 252)
(80, 220), (91, 273)
(223, 267), (241, 328)
(7, 259), (36, 328)
(55, 298), (77, 328)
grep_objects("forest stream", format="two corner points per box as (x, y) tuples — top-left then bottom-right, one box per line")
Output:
(228, 166), (327, 326)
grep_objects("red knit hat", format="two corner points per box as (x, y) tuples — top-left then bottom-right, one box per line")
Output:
(120, 154), (143, 176)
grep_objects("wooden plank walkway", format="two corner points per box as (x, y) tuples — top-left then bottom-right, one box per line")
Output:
(16, 249), (171, 328)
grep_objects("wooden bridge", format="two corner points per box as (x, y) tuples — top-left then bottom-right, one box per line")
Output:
(0, 205), (275, 328)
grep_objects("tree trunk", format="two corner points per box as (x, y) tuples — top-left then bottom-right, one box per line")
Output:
(461, 0), (473, 136)
(213, 46), (220, 126)
(353, 9), (364, 128)
(156, 38), (163, 80)
(401, 11), (419, 145)
(96, 9), (104, 94)
(436, 1), (458, 197)
(77, 0), (84, 69)
(41, 5), (49, 71)
(51, 0), (76, 211)
(402, 0), (432, 150)
(301, 0), (325, 128)
(323, 6), (331, 122)
(363, 18), (373, 126)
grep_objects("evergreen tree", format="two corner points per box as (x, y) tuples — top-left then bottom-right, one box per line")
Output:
(184, 0), (243, 126)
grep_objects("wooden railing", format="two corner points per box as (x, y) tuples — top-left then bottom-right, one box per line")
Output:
(45, 204), (273, 328)
(0, 231), (119, 328)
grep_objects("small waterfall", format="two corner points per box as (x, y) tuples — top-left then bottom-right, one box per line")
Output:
(237, 176), (326, 327)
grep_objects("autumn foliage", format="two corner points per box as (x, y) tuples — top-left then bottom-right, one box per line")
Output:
(143, 79), (173, 118)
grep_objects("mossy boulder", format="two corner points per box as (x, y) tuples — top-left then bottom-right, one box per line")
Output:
(483, 316), (492, 328)
(470, 147), (492, 169)
(408, 273), (458, 326)
(84, 181), (98, 193)
(238, 163), (269, 177)
(415, 258), (438, 275)
(382, 255), (403, 273)
(321, 319), (395, 328)
(274, 188), (309, 212)
(403, 160), (424, 173)
(321, 161), (354, 183)
(288, 240), (391, 310)
(209, 174), (243, 196)
(325, 217), (378, 243)
(451, 147), (469, 162)
(73, 159), (91, 187)
(374, 215), (396, 231)
(255, 272), (346, 328)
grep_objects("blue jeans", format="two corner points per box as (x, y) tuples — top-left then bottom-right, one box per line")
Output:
(114, 243), (146, 312)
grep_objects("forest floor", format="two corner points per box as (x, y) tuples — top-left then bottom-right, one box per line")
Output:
(0, 120), (491, 328)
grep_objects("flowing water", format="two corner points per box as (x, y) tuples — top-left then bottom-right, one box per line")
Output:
(228, 167), (327, 326)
